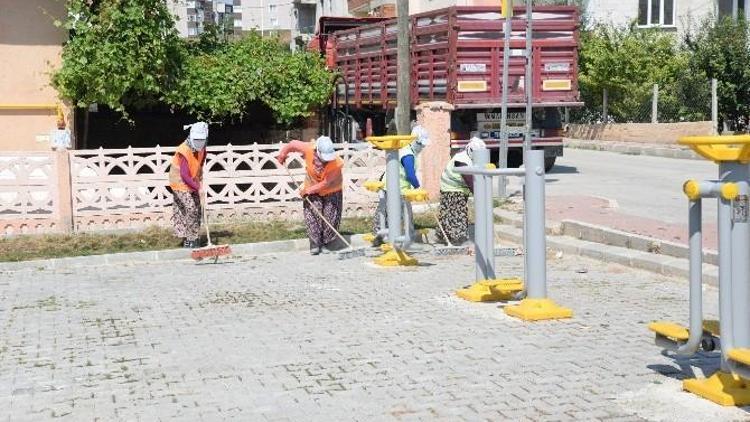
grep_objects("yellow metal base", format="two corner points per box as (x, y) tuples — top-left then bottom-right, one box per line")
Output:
(456, 278), (524, 302)
(648, 321), (689, 341)
(504, 298), (573, 321)
(373, 249), (418, 267)
(362, 233), (376, 243)
(684, 372), (750, 406)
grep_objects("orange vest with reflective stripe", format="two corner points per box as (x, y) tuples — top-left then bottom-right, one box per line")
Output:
(169, 142), (206, 192)
(304, 145), (343, 196)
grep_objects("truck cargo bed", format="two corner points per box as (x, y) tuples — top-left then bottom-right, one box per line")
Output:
(330, 5), (581, 109)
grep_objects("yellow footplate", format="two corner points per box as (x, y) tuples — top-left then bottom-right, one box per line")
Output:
(402, 188), (429, 203)
(648, 321), (689, 341)
(728, 348), (750, 366)
(684, 372), (750, 406)
(456, 278), (524, 302)
(363, 180), (384, 192)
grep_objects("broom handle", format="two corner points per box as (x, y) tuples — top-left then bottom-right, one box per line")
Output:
(282, 165), (352, 249)
(202, 186), (213, 246)
(424, 200), (454, 247)
(303, 195), (352, 249)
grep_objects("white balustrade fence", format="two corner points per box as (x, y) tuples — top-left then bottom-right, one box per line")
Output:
(1, 143), (385, 236)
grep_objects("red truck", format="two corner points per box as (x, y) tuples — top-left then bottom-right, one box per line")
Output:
(314, 5), (582, 170)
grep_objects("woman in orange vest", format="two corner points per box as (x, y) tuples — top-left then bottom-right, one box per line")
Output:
(169, 122), (208, 249)
(277, 136), (344, 255)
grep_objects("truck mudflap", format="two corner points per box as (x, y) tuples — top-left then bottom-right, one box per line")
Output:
(451, 137), (564, 157)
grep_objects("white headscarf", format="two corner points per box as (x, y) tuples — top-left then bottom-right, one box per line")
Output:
(466, 137), (487, 158)
(410, 125), (430, 155)
(184, 122), (209, 151)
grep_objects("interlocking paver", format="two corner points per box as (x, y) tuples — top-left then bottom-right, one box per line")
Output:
(0, 251), (748, 420)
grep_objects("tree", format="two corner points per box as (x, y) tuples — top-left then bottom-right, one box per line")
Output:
(52, 0), (184, 116)
(52, 1), (333, 125)
(166, 33), (332, 125)
(576, 23), (685, 122)
(685, 17), (750, 131)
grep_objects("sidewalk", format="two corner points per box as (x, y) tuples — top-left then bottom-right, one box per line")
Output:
(2, 247), (745, 421)
(545, 194), (717, 251)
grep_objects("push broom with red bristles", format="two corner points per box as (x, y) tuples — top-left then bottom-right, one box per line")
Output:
(191, 188), (231, 262)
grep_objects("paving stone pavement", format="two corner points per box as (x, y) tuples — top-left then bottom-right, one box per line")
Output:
(0, 250), (748, 421)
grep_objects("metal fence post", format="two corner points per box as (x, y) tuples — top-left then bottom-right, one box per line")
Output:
(712, 79), (719, 135)
(602, 88), (608, 123)
(652, 84), (659, 124)
(472, 149), (490, 281)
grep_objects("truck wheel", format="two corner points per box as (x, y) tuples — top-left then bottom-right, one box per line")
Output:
(544, 157), (556, 172)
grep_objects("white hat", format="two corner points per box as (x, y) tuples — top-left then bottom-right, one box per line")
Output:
(184, 122), (209, 150)
(466, 137), (487, 156)
(411, 125), (430, 146)
(315, 136), (337, 162)
(184, 122), (208, 140)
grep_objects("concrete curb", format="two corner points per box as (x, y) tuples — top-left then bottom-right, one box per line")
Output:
(493, 208), (718, 286)
(493, 208), (719, 264)
(493, 223), (718, 286)
(564, 138), (701, 160)
(0, 234), (369, 272)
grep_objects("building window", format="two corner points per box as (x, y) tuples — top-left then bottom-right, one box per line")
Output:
(269, 4), (276, 14)
(719, 0), (745, 18)
(638, 0), (675, 27)
(270, 17), (279, 27)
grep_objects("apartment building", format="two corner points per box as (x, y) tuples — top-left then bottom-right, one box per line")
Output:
(241, 0), (347, 47)
(585, 0), (744, 35)
(169, 0), (242, 38)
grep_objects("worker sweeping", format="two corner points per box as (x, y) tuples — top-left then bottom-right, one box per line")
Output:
(169, 122), (208, 249)
(277, 136), (345, 255)
(370, 123), (430, 246)
(435, 137), (486, 246)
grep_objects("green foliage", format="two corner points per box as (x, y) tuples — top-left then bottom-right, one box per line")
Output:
(577, 24), (685, 122)
(167, 33), (332, 124)
(51, 0), (183, 115)
(685, 17), (750, 131)
(52, 1), (333, 125)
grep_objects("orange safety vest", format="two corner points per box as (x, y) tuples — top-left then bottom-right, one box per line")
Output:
(169, 142), (206, 192)
(304, 145), (343, 196)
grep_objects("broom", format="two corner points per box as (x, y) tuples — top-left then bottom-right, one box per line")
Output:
(424, 199), (470, 256)
(282, 165), (365, 260)
(191, 186), (232, 262)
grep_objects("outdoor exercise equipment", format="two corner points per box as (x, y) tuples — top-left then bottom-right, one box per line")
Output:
(649, 135), (750, 406)
(362, 181), (426, 249)
(364, 135), (419, 266)
(455, 148), (572, 321)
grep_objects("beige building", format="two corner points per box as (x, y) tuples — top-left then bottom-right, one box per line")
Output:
(0, 0), (70, 151)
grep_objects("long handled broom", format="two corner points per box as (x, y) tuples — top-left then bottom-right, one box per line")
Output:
(282, 166), (365, 260)
(423, 200), (470, 256)
(191, 187), (232, 262)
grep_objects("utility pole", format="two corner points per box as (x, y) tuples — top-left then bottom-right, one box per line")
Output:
(396, 0), (410, 134)
(498, 0), (513, 199)
(523, 0), (533, 157)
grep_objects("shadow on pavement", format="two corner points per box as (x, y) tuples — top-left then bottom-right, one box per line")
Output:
(548, 165), (579, 174)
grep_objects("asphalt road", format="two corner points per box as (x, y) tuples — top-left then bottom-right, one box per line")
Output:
(507, 148), (718, 225)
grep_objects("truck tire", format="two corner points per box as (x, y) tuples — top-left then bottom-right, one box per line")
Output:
(544, 156), (556, 172)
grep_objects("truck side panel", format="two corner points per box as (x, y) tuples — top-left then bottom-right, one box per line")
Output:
(331, 5), (580, 108)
